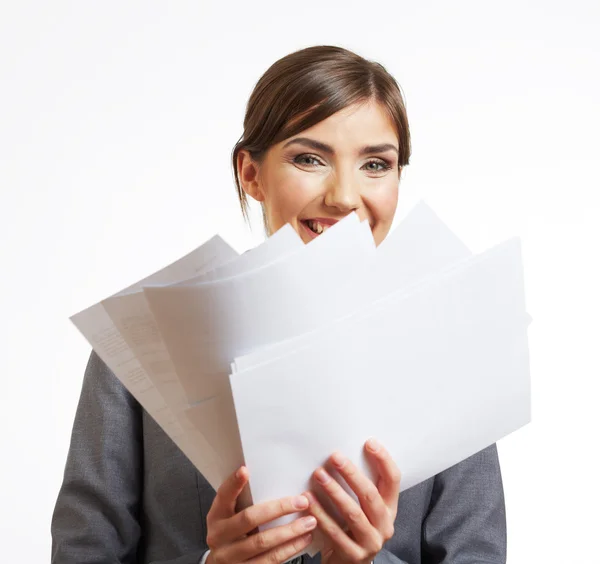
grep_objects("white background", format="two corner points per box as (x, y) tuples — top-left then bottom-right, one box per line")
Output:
(1, 1), (599, 562)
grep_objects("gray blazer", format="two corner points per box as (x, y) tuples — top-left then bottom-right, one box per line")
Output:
(51, 351), (507, 564)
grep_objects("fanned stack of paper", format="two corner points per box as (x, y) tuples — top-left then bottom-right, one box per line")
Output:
(71, 200), (531, 546)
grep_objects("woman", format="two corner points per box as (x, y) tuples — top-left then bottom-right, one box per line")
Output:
(51, 45), (506, 564)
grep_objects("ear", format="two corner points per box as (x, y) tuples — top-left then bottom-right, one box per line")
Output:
(237, 150), (265, 202)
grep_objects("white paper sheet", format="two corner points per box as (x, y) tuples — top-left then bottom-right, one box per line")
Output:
(143, 213), (374, 404)
(70, 235), (239, 488)
(103, 222), (304, 413)
(229, 236), (531, 533)
(230, 200), (478, 557)
(100, 223), (305, 487)
(142, 213), (376, 483)
(179, 223), (305, 284)
(234, 200), (474, 373)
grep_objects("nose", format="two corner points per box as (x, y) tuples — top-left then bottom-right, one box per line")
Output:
(323, 173), (361, 213)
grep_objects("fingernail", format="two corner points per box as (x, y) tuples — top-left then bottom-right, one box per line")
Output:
(301, 533), (313, 544)
(314, 468), (330, 484)
(331, 451), (346, 467)
(293, 495), (309, 510)
(366, 438), (380, 452)
(302, 516), (317, 530)
(236, 466), (246, 479)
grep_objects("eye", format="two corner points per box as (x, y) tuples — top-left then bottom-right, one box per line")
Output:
(363, 159), (393, 173)
(293, 154), (324, 167)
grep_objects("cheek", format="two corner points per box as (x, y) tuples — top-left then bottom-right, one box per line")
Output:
(369, 182), (399, 245)
(371, 182), (399, 224)
(265, 169), (323, 227)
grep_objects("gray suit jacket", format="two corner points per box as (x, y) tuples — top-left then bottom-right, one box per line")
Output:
(51, 351), (507, 564)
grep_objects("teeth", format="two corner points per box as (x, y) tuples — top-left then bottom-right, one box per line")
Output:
(306, 219), (328, 234)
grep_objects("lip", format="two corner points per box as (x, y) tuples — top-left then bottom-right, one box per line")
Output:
(300, 217), (340, 240)
(300, 220), (319, 240)
(307, 217), (339, 226)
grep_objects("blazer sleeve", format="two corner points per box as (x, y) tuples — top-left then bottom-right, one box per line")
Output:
(420, 443), (507, 564)
(51, 350), (144, 563)
(51, 351), (212, 564)
(374, 549), (409, 564)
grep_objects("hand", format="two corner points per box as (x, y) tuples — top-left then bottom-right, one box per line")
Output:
(304, 438), (401, 564)
(206, 465), (317, 564)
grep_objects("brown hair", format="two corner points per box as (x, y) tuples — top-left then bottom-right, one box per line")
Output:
(232, 45), (411, 225)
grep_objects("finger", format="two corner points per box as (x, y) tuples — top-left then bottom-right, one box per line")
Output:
(208, 466), (249, 522)
(244, 532), (314, 564)
(364, 438), (402, 511)
(312, 467), (382, 553)
(219, 494), (310, 542)
(220, 515), (317, 562)
(328, 451), (391, 533)
(304, 490), (369, 562)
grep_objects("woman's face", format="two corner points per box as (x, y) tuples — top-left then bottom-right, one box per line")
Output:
(238, 99), (401, 246)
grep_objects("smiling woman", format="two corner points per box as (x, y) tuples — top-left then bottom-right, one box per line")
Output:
(238, 101), (403, 245)
(232, 45), (410, 245)
(51, 45), (506, 564)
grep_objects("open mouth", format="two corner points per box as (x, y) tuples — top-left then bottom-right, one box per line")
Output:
(300, 218), (338, 238)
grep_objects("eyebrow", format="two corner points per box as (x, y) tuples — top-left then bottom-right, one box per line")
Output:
(282, 137), (399, 157)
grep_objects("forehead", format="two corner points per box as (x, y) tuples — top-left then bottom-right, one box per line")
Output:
(279, 100), (398, 150)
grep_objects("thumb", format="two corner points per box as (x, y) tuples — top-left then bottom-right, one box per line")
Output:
(209, 466), (250, 520)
